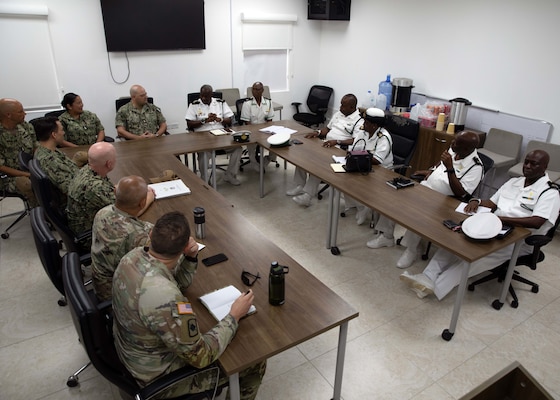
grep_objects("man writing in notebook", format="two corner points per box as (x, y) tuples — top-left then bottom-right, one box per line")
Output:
(112, 211), (265, 399)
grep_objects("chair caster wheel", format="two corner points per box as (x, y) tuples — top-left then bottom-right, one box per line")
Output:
(340, 212), (346, 217)
(467, 284), (475, 292)
(441, 329), (454, 341)
(532, 286), (539, 293)
(510, 300), (519, 308)
(396, 238), (402, 246)
(330, 247), (340, 255)
(421, 254), (428, 260)
(67, 376), (79, 387)
(58, 297), (67, 307)
(275, 163), (280, 168)
(318, 194), (323, 200)
(1, 233), (8, 239)
(492, 300), (504, 310)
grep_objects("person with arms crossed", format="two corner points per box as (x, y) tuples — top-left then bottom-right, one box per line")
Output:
(59, 92), (106, 145)
(240, 81), (275, 172)
(186, 84), (243, 186)
(289, 93), (363, 207)
(368, 130), (483, 269)
(0, 98), (37, 207)
(112, 211), (266, 399)
(91, 175), (155, 301)
(401, 149), (560, 299)
(116, 84), (167, 140)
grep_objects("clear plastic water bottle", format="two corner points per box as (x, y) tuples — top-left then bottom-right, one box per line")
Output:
(378, 74), (392, 111)
(362, 90), (373, 108)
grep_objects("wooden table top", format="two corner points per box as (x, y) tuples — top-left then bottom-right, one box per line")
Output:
(62, 129), (358, 375)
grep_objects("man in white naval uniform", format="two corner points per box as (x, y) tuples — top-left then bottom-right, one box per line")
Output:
(401, 149), (560, 300)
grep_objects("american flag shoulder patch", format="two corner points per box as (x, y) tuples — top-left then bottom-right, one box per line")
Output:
(176, 302), (194, 315)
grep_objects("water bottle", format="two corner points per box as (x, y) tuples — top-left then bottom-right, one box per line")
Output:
(268, 261), (289, 305)
(378, 74), (392, 111)
(193, 207), (205, 239)
(362, 90), (373, 108)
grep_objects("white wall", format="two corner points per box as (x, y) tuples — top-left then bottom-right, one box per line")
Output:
(3, 0), (559, 144)
(317, 0), (560, 143)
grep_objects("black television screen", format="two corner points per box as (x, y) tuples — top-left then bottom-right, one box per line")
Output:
(100, 0), (205, 52)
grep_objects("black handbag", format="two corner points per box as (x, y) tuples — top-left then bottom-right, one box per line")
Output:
(344, 139), (372, 173)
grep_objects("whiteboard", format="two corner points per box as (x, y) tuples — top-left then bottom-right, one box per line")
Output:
(0, 11), (61, 110)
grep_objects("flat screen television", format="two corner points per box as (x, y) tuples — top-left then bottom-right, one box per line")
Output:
(100, 0), (205, 52)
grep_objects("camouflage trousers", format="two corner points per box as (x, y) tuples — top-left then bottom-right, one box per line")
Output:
(156, 360), (266, 400)
(1, 176), (37, 208)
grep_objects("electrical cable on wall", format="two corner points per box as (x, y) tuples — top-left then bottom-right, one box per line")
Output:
(107, 51), (130, 84)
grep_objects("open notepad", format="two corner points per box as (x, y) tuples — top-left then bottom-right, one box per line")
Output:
(199, 285), (256, 321)
(148, 179), (191, 199)
(259, 125), (297, 135)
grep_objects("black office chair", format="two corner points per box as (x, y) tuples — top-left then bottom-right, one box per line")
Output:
(45, 110), (115, 142)
(186, 91), (223, 106)
(292, 85), (333, 127)
(468, 208), (560, 309)
(62, 252), (227, 399)
(30, 207), (68, 306)
(385, 114), (419, 176)
(29, 159), (92, 262)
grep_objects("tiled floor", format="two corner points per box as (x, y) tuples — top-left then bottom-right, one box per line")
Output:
(1, 160), (560, 400)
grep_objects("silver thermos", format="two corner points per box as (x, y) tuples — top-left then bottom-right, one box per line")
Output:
(449, 98), (472, 132)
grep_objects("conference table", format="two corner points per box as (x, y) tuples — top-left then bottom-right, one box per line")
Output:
(64, 136), (359, 400)
(254, 130), (530, 340)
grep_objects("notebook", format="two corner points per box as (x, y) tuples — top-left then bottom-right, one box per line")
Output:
(199, 285), (256, 321)
(148, 179), (191, 199)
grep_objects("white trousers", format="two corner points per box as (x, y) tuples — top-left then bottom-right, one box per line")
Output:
(423, 243), (533, 300)
(294, 167), (321, 197)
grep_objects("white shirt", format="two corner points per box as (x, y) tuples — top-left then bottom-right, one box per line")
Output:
(352, 127), (394, 168)
(185, 98), (234, 132)
(240, 97), (274, 124)
(422, 148), (483, 196)
(325, 109), (363, 141)
(491, 174), (559, 235)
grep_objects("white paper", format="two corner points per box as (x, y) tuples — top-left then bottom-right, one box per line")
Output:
(148, 179), (191, 199)
(259, 125), (297, 135)
(332, 155), (346, 164)
(199, 285), (256, 321)
(455, 202), (493, 215)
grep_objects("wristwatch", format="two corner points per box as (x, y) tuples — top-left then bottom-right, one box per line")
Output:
(336, 140), (341, 145)
(469, 198), (482, 205)
(201, 118), (206, 124)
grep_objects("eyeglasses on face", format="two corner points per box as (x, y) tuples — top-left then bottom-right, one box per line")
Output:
(241, 270), (260, 286)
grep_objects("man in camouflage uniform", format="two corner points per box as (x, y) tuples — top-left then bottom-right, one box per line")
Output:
(91, 175), (155, 301)
(112, 212), (265, 399)
(66, 141), (116, 237)
(115, 84), (167, 140)
(32, 116), (79, 209)
(0, 98), (37, 206)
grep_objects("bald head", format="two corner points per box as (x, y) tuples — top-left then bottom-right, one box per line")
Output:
(88, 142), (116, 176)
(115, 175), (148, 211)
(130, 85), (148, 107)
(0, 98), (26, 127)
(452, 130), (479, 159)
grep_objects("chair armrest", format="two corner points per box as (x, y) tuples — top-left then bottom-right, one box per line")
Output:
(136, 364), (221, 400)
(524, 234), (552, 248)
(75, 229), (92, 244)
(291, 102), (302, 114)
